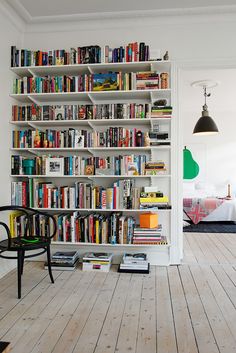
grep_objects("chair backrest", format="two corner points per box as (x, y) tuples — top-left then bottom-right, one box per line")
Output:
(0, 206), (57, 240)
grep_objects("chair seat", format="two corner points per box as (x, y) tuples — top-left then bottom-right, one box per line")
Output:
(0, 236), (50, 251)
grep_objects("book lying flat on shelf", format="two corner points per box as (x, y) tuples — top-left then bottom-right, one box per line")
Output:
(44, 258), (79, 271)
(82, 252), (113, 272)
(44, 250), (80, 271)
(118, 253), (150, 273)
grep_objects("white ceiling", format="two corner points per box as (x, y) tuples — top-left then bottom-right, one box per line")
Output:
(5, 0), (236, 22)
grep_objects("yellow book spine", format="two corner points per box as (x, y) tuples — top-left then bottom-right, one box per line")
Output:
(95, 219), (99, 244)
(140, 196), (169, 203)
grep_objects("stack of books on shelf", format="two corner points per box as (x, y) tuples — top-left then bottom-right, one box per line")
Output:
(44, 251), (80, 271)
(82, 252), (113, 272)
(140, 187), (169, 210)
(136, 72), (169, 90)
(118, 253), (149, 273)
(144, 161), (167, 175)
(132, 225), (167, 245)
(150, 105), (172, 118)
(12, 103), (151, 121)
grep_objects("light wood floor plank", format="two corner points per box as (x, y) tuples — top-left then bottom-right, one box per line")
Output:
(3, 270), (74, 352)
(71, 272), (119, 353)
(200, 265), (236, 340)
(183, 233), (198, 264)
(94, 273), (132, 353)
(136, 267), (156, 353)
(190, 265), (236, 353)
(51, 272), (108, 353)
(179, 265), (219, 353)
(156, 267), (177, 353)
(114, 273), (143, 353)
(0, 269), (62, 339)
(168, 266), (198, 353)
(30, 270), (96, 353)
(186, 233), (206, 264)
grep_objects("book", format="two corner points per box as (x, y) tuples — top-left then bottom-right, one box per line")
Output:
(118, 263), (150, 274)
(93, 73), (119, 91)
(52, 250), (79, 261)
(82, 252), (113, 262)
(44, 259), (79, 271)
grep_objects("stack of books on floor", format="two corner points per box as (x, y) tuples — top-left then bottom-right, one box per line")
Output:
(82, 252), (113, 272)
(118, 253), (149, 273)
(45, 251), (79, 271)
(132, 225), (168, 245)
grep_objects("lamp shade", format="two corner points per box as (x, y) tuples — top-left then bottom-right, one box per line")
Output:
(193, 104), (219, 135)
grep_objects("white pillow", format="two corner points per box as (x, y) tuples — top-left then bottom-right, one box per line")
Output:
(183, 182), (196, 197)
(195, 181), (216, 197)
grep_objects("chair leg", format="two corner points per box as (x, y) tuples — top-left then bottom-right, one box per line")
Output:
(46, 246), (54, 284)
(21, 250), (25, 275)
(17, 250), (23, 299)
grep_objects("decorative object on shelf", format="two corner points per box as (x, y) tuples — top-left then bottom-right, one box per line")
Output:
(191, 80), (219, 135)
(85, 165), (94, 175)
(139, 213), (158, 228)
(144, 132), (150, 147)
(45, 158), (64, 176)
(183, 146), (199, 179)
(22, 159), (35, 175)
(163, 51), (169, 61)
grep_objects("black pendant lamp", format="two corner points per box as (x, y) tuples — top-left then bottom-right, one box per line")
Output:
(193, 86), (219, 136)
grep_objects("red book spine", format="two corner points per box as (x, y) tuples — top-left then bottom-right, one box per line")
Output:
(43, 184), (48, 208)
(22, 181), (27, 207)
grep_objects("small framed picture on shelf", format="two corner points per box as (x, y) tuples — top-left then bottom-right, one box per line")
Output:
(46, 158), (64, 176)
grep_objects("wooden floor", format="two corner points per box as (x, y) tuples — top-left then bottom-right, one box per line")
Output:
(0, 232), (236, 353)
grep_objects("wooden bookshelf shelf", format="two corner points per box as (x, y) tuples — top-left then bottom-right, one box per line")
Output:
(10, 117), (171, 127)
(51, 241), (171, 247)
(10, 60), (172, 77)
(11, 146), (171, 153)
(11, 174), (171, 179)
(32, 207), (172, 213)
(10, 89), (171, 105)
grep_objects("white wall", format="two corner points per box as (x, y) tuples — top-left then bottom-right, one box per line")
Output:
(22, 13), (236, 61)
(181, 68), (236, 195)
(0, 5), (23, 278)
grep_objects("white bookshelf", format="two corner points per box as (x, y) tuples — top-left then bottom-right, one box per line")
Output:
(10, 58), (179, 266)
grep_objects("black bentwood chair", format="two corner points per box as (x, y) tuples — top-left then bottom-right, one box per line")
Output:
(0, 206), (57, 298)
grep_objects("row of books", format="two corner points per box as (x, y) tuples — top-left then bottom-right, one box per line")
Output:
(10, 211), (135, 244)
(11, 45), (102, 67)
(11, 179), (143, 210)
(104, 42), (150, 63)
(13, 71), (169, 94)
(12, 127), (150, 148)
(12, 103), (151, 121)
(11, 154), (150, 176)
(11, 42), (154, 67)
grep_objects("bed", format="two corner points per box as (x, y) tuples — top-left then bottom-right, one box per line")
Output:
(183, 182), (236, 224)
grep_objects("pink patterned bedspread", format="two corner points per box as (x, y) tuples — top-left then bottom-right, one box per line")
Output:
(183, 198), (224, 224)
